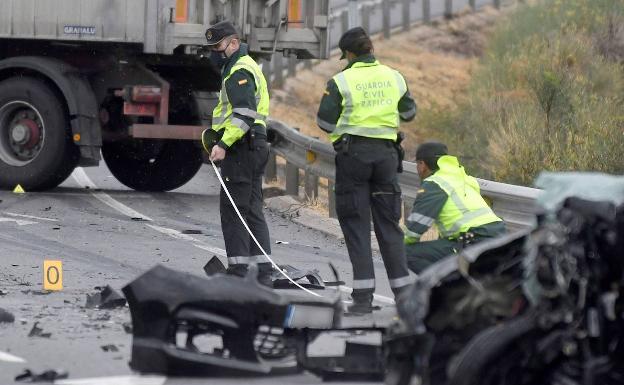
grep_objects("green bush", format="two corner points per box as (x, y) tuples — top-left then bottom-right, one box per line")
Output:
(424, 0), (624, 185)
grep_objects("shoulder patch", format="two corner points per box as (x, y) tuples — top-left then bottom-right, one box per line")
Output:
(323, 89), (330, 95)
(417, 188), (425, 194)
(238, 79), (248, 85)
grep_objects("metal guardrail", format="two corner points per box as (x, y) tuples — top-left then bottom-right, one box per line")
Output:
(266, 119), (541, 231)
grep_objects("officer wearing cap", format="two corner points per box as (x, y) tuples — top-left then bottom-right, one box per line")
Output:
(405, 142), (506, 273)
(316, 27), (417, 314)
(202, 21), (272, 285)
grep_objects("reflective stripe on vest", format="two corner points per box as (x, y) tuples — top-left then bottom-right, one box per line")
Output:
(425, 155), (502, 239)
(211, 55), (270, 141)
(330, 61), (406, 142)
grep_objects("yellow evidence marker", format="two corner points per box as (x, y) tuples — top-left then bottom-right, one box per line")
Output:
(43, 260), (63, 291)
(13, 184), (25, 194)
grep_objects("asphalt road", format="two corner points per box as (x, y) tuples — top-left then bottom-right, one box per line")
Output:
(0, 162), (400, 385)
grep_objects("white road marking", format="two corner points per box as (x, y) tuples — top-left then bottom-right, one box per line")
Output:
(55, 375), (166, 385)
(5, 212), (58, 222)
(71, 167), (396, 305)
(0, 217), (37, 226)
(0, 350), (26, 363)
(71, 168), (152, 221)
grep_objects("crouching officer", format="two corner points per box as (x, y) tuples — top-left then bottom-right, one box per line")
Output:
(202, 21), (272, 286)
(405, 142), (507, 273)
(316, 27), (417, 313)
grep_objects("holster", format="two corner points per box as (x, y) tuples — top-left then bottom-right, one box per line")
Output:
(394, 131), (405, 173)
(248, 126), (256, 150)
(332, 134), (351, 155)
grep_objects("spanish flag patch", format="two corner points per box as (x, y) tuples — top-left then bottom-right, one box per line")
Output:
(417, 189), (426, 194)
(323, 89), (330, 95)
(238, 79), (248, 85)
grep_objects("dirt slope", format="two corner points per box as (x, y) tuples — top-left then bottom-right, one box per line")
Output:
(269, 6), (504, 156)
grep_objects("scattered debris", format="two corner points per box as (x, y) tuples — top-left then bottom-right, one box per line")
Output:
(271, 265), (325, 290)
(28, 322), (51, 338)
(275, 240), (289, 245)
(43, 207), (51, 211)
(131, 217), (148, 222)
(85, 285), (126, 309)
(0, 289), (8, 296)
(0, 308), (15, 323)
(21, 290), (51, 296)
(181, 229), (203, 234)
(15, 369), (68, 382)
(123, 264), (340, 376)
(203, 256), (226, 276)
(101, 344), (119, 352)
(122, 322), (133, 334)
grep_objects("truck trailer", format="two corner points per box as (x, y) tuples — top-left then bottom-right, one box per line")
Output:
(0, 0), (329, 191)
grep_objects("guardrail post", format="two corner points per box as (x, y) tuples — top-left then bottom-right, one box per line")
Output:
(444, 0), (453, 18)
(304, 172), (319, 200)
(402, 0), (411, 32)
(262, 58), (272, 92)
(423, 0), (431, 23)
(382, 1), (391, 39)
(362, 5), (370, 33)
(265, 151), (277, 182)
(273, 54), (284, 88)
(328, 180), (337, 218)
(287, 54), (297, 78)
(286, 162), (299, 196)
(469, 0), (476, 11)
(341, 9), (349, 33)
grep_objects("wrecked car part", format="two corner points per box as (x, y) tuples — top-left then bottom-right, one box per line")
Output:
(272, 265), (325, 290)
(123, 264), (340, 376)
(0, 307), (15, 323)
(15, 369), (68, 382)
(203, 256), (226, 276)
(389, 173), (624, 385)
(85, 285), (126, 309)
(27, 322), (51, 338)
(297, 328), (386, 382)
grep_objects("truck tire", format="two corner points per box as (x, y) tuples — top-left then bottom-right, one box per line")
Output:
(0, 77), (79, 190)
(102, 139), (202, 192)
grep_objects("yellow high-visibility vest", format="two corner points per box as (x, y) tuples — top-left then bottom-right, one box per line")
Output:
(330, 60), (406, 142)
(426, 155), (502, 239)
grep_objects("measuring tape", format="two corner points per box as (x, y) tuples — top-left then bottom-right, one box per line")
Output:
(210, 160), (322, 297)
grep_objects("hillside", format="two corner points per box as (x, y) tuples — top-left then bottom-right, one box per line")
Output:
(269, 5), (505, 157)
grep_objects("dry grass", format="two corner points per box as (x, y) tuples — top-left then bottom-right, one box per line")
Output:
(269, 6), (505, 157)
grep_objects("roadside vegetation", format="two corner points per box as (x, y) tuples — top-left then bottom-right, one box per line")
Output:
(423, 0), (624, 185)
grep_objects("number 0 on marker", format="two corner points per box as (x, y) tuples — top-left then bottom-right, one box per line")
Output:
(43, 260), (63, 291)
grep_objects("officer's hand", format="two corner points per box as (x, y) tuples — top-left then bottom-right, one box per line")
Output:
(210, 145), (226, 162)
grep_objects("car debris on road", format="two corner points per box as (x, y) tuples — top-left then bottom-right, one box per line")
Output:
(15, 368), (68, 383)
(85, 285), (127, 309)
(123, 263), (342, 376)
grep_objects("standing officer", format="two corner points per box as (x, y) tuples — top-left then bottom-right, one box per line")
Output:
(404, 142), (506, 273)
(316, 27), (417, 313)
(202, 21), (272, 286)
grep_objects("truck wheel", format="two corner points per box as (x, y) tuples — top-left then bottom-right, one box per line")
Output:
(102, 139), (202, 192)
(0, 77), (79, 191)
